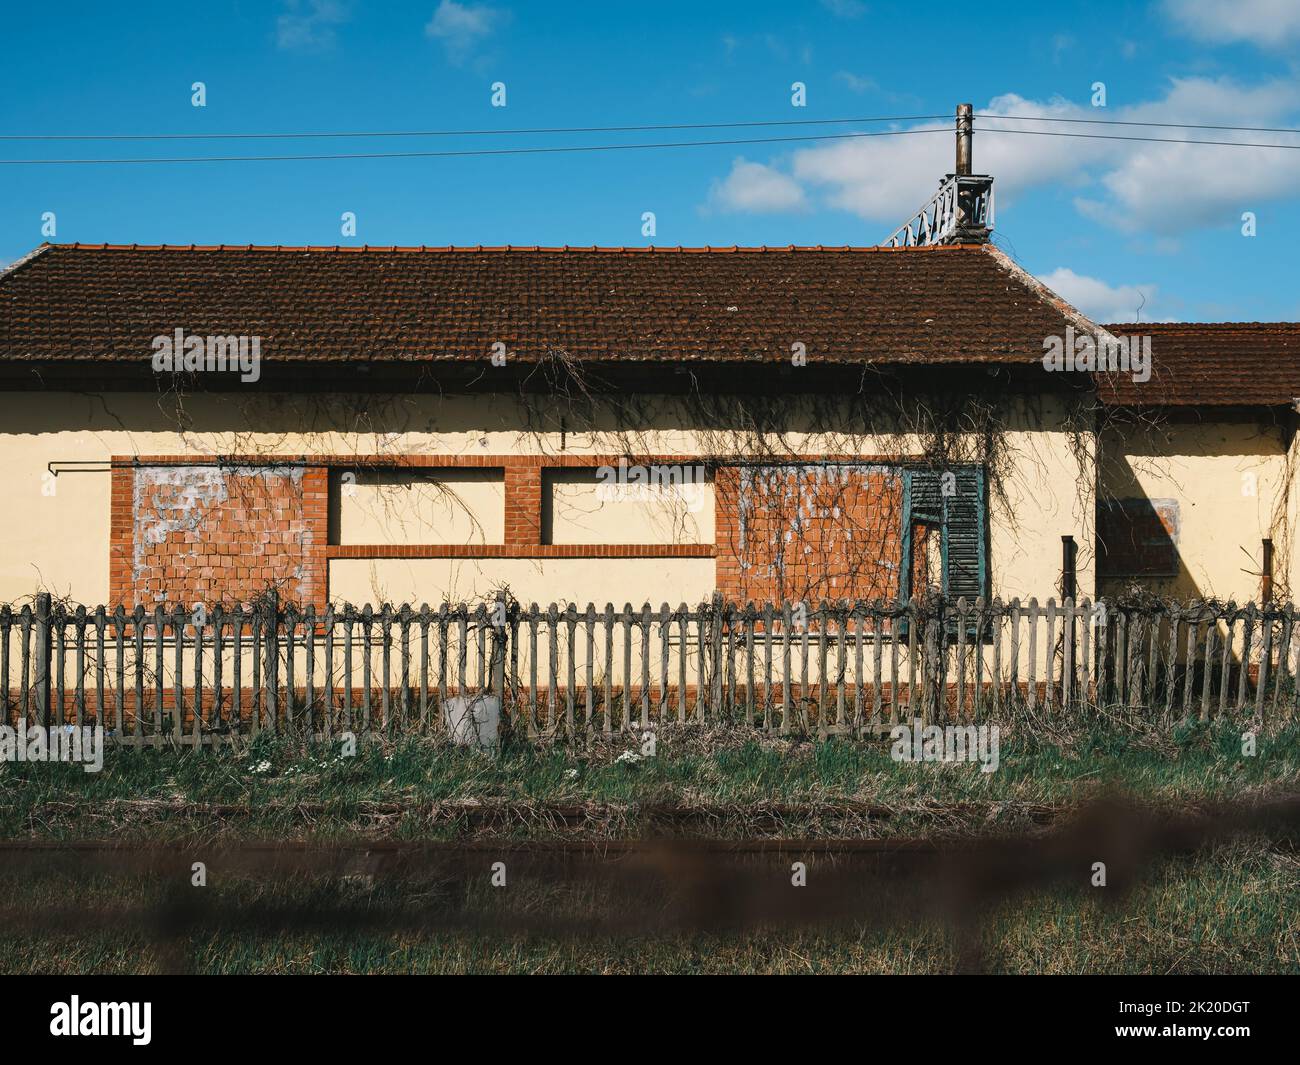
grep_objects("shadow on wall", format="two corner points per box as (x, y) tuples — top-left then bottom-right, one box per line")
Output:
(1096, 413), (1291, 606)
(0, 383), (1078, 442)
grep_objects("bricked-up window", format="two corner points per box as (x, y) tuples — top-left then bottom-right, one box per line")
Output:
(715, 463), (989, 606)
(715, 464), (907, 605)
(1097, 497), (1180, 578)
(110, 462), (328, 610)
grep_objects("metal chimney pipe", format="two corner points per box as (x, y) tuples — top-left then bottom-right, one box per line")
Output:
(956, 103), (973, 176)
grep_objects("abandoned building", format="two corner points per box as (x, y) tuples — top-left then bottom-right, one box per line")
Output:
(0, 237), (1094, 611)
(0, 237), (1293, 615)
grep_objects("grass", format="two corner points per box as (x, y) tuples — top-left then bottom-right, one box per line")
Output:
(1, 714), (1296, 973)
(1, 716), (1296, 841)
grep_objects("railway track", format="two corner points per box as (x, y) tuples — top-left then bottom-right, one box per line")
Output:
(0, 796), (1295, 973)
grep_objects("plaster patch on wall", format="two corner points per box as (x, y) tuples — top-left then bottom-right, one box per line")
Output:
(133, 467), (229, 580)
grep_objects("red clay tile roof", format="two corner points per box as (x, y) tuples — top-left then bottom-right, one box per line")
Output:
(1100, 322), (1300, 408)
(0, 242), (1096, 367)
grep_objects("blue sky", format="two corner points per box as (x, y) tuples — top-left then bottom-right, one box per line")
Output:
(2, 0), (1299, 322)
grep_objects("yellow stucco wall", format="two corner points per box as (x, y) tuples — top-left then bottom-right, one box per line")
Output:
(329, 558), (718, 608)
(1098, 417), (1292, 603)
(0, 389), (1093, 608)
(336, 469), (506, 545)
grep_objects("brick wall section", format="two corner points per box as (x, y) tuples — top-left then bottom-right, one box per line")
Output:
(109, 461), (328, 609)
(108, 464), (134, 604)
(108, 454), (921, 609)
(504, 464), (543, 547)
(716, 464), (904, 604)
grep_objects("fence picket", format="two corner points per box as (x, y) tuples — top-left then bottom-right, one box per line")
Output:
(640, 604), (652, 729)
(1222, 604), (1240, 716)
(871, 600), (884, 726)
(1163, 603), (1180, 720)
(1027, 598), (1039, 712)
(1009, 598), (1021, 710)
(528, 604), (540, 737)
(1255, 606), (1273, 720)
(93, 606), (106, 732)
(1272, 603), (1293, 720)
(587, 605), (598, 735)
(659, 604), (671, 728)
(781, 601), (793, 735)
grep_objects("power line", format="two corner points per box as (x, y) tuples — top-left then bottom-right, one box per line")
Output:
(0, 126), (950, 165)
(977, 113), (1300, 136)
(4, 111), (1299, 144)
(3, 121), (1300, 166)
(0, 114), (951, 142)
(981, 127), (1300, 149)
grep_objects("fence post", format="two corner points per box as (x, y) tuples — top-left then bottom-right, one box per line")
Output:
(925, 598), (942, 723)
(710, 592), (724, 718)
(263, 589), (279, 731)
(33, 592), (51, 728)
(489, 595), (507, 699)
(1062, 536), (1078, 698)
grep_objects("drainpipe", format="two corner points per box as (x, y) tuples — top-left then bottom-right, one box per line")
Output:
(1061, 535), (1078, 602)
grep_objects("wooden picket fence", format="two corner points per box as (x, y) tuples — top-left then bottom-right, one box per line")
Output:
(1, 593), (1295, 745)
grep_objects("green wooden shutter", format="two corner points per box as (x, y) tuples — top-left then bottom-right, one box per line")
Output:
(906, 466), (987, 602)
(942, 466), (987, 602)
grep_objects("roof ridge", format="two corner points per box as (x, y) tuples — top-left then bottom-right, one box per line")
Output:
(0, 243), (54, 283)
(982, 243), (1106, 340)
(43, 242), (985, 254)
(1106, 321), (1300, 330)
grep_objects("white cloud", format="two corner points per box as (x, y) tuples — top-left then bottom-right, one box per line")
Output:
(425, 1), (507, 62)
(1038, 268), (1175, 324)
(276, 0), (348, 52)
(835, 71), (877, 94)
(707, 76), (1300, 237)
(709, 158), (806, 213)
(786, 93), (1100, 226)
(1164, 0), (1300, 48)
(1075, 76), (1300, 232)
